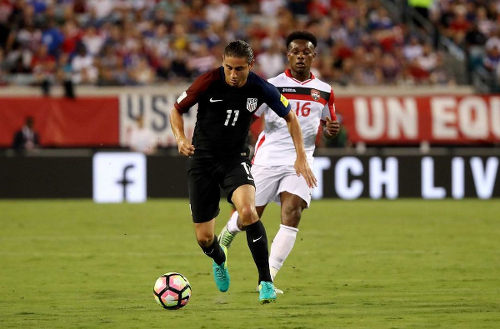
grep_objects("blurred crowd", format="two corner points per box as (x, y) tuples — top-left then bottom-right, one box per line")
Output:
(0, 0), (498, 89)
(429, 0), (500, 81)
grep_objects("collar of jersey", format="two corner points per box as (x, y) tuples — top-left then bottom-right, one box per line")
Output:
(284, 69), (315, 85)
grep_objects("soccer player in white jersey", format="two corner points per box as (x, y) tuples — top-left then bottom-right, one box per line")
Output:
(218, 31), (340, 292)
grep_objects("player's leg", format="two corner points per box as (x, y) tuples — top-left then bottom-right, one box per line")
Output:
(231, 185), (270, 281)
(188, 157), (229, 292)
(194, 220), (230, 292)
(194, 220), (224, 264)
(219, 205), (266, 248)
(219, 164), (276, 248)
(269, 173), (311, 283)
(231, 185), (276, 303)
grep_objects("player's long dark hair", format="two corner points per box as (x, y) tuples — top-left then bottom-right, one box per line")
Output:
(224, 40), (254, 64)
(286, 31), (318, 49)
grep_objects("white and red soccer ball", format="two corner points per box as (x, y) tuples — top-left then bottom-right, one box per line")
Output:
(153, 272), (192, 310)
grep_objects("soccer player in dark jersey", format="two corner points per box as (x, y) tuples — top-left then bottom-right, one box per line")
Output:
(218, 31), (341, 294)
(170, 40), (316, 304)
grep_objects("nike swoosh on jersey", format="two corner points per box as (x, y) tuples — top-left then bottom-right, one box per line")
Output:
(210, 98), (223, 103)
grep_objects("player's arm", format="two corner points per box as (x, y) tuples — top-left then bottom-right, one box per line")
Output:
(322, 89), (340, 138)
(170, 71), (215, 156)
(283, 110), (317, 188)
(169, 107), (194, 156)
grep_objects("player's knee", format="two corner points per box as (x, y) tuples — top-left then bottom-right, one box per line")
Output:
(196, 233), (214, 248)
(282, 206), (302, 227)
(237, 205), (258, 225)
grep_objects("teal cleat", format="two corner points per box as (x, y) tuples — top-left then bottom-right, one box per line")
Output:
(258, 281), (277, 304)
(255, 285), (284, 294)
(212, 245), (230, 292)
(218, 225), (236, 248)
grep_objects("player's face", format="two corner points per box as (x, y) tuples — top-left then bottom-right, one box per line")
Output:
(287, 40), (316, 75)
(222, 56), (254, 87)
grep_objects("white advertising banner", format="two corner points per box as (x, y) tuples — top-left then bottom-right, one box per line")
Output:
(119, 93), (198, 148)
(93, 152), (147, 203)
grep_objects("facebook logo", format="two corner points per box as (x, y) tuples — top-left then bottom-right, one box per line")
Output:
(93, 152), (146, 203)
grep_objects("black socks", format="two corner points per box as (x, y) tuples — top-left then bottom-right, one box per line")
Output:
(244, 220), (272, 283)
(201, 235), (225, 265)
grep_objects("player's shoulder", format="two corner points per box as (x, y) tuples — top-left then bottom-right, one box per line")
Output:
(266, 72), (287, 85)
(309, 75), (333, 93)
(248, 71), (279, 95)
(190, 67), (223, 91)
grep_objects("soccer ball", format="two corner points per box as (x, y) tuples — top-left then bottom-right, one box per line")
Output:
(153, 272), (192, 310)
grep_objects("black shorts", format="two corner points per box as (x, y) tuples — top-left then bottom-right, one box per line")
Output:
(187, 155), (255, 223)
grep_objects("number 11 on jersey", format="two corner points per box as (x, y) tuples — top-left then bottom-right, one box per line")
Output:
(224, 110), (240, 126)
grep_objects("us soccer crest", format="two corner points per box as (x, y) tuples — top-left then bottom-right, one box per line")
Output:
(311, 89), (320, 101)
(246, 98), (258, 112)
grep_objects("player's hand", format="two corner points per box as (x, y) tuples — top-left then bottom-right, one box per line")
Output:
(177, 137), (195, 156)
(324, 117), (340, 137)
(294, 157), (317, 188)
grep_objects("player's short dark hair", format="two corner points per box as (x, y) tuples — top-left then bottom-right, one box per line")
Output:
(286, 31), (317, 49)
(224, 40), (254, 64)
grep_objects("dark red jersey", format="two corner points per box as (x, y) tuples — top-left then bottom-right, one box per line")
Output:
(175, 67), (291, 157)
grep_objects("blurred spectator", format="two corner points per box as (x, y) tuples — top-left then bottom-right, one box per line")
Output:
(170, 50), (191, 81)
(30, 43), (55, 94)
(380, 53), (401, 84)
(96, 43), (125, 86)
(127, 114), (157, 155)
(403, 35), (423, 61)
(187, 43), (217, 77)
(352, 46), (383, 86)
(256, 40), (285, 79)
(87, 0), (114, 22)
(447, 4), (470, 46)
(412, 42), (438, 84)
(12, 116), (39, 152)
(61, 19), (82, 55)
(130, 56), (155, 85)
(81, 25), (104, 56)
(205, 0), (230, 28)
(71, 43), (97, 84)
(41, 19), (63, 57)
(260, 0), (286, 18)
(483, 44), (500, 73)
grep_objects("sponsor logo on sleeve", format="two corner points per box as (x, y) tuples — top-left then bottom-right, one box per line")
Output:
(280, 94), (289, 107)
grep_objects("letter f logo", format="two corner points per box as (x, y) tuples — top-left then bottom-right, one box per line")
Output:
(117, 164), (135, 201)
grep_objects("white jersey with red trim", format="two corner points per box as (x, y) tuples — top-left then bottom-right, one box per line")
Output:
(252, 69), (336, 167)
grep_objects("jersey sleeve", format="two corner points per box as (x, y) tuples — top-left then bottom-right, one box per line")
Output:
(174, 69), (218, 113)
(321, 87), (337, 121)
(260, 79), (290, 117)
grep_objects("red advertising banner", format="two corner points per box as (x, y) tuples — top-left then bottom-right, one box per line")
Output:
(1, 94), (500, 147)
(0, 97), (119, 147)
(336, 95), (500, 144)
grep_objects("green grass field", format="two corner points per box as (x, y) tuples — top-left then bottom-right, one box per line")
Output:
(1, 199), (499, 329)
